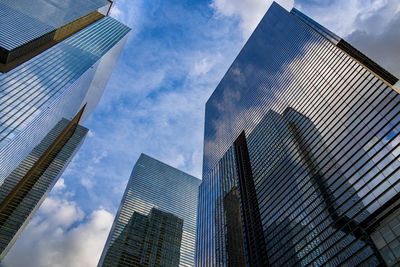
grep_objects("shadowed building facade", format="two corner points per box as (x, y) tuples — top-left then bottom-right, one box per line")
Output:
(0, 0), (130, 259)
(195, 2), (400, 266)
(104, 208), (184, 266)
(99, 154), (201, 267)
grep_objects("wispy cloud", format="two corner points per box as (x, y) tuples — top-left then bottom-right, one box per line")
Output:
(53, 178), (66, 192)
(5, 2), (245, 264)
(109, 0), (144, 37)
(211, 0), (294, 40)
(4, 0), (399, 266)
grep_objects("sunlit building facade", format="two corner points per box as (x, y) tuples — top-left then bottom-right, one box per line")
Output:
(99, 154), (201, 267)
(0, 0), (130, 259)
(196, 2), (400, 266)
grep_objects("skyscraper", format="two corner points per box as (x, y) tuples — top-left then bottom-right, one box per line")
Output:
(0, 0), (130, 259)
(99, 154), (201, 267)
(196, 2), (400, 266)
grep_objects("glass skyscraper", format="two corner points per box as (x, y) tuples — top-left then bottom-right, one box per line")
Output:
(0, 0), (130, 259)
(196, 2), (400, 266)
(98, 154), (201, 267)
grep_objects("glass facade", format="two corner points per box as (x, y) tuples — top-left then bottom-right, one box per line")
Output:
(104, 207), (184, 266)
(0, 117), (88, 259)
(0, 16), (130, 185)
(99, 154), (201, 267)
(0, 1), (130, 260)
(0, 0), (110, 64)
(371, 209), (400, 266)
(196, 2), (400, 266)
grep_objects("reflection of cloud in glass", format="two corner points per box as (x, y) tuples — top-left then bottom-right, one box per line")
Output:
(199, 2), (400, 265)
(203, 3), (328, 175)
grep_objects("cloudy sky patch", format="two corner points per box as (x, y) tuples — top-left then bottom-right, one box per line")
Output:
(3, 0), (399, 266)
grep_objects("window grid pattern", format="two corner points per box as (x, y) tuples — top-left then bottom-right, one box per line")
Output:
(104, 207), (184, 266)
(195, 147), (237, 267)
(198, 2), (400, 266)
(99, 154), (201, 267)
(0, 0), (109, 51)
(0, 16), (130, 186)
(0, 16), (129, 145)
(0, 118), (87, 259)
(371, 210), (400, 266)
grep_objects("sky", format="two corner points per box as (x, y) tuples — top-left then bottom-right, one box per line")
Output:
(3, 0), (400, 266)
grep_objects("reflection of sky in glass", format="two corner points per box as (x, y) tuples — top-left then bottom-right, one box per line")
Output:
(196, 147), (237, 266)
(101, 154), (201, 267)
(0, 118), (88, 259)
(0, 0), (109, 51)
(199, 1), (400, 266)
(0, 17), (130, 185)
(203, 3), (326, 175)
(246, 108), (374, 265)
(0, 17), (129, 145)
(79, 32), (129, 122)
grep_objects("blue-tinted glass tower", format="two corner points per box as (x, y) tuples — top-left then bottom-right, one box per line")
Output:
(0, 0), (130, 259)
(196, 2), (400, 266)
(99, 154), (201, 267)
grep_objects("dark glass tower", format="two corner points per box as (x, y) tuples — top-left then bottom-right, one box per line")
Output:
(105, 208), (184, 266)
(196, 2), (400, 266)
(99, 154), (201, 267)
(0, 0), (130, 259)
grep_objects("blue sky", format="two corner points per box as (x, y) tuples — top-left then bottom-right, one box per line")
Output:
(3, 0), (400, 266)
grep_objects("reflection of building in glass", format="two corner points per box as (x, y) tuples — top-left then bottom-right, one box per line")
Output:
(370, 208), (400, 266)
(0, 0), (130, 259)
(196, 2), (400, 266)
(99, 154), (201, 267)
(0, 116), (87, 259)
(223, 187), (246, 267)
(105, 208), (184, 266)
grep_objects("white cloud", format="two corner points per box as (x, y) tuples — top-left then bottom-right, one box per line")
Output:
(190, 149), (203, 178)
(2, 196), (113, 267)
(7, 1), (399, 266)
(3, 2), (239, 266)
(109, 0), (143, 30)
(203, 0), (400, 171)
(294, 0), (399, 37)
(92, 150), (108, 164)
(109, 5), (123, 20)
(163, 154), (185, 169)
(211, 0), (294, 40)
(344, 0), (400, 77)
(81, 177), (95, 191)
(294, 0), (400, 77)
(53, 209), (114, 267)
(79, 165), (97, 193)
(53, 178), (66, 192)
(37, 197), (85, 229)
(87, 130), (94, 138)
(190, 55), (222, 77)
